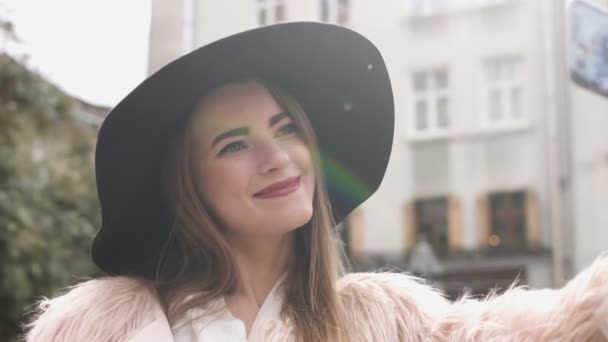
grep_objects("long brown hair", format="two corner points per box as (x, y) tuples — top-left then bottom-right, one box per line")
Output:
(155, 80), (348, 341)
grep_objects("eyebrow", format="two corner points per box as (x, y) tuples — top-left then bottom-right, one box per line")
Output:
(269, 112), (289, 127)
(210, 112), (290, 148)
(210, 126), (250, 148)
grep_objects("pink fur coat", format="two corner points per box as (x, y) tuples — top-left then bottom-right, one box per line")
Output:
(25, 254), (608, 341)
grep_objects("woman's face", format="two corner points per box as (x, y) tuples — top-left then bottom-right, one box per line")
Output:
(189, 81), (315, 237)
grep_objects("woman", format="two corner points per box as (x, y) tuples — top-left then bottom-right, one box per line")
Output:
(160, 78), (349, 340)
(25, 22), (608, 342)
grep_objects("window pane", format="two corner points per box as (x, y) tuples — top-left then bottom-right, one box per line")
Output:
(510, 86), (523, 119)
(258, 9), (267, 26)
(514, 217), (527, 246)
(338, 0), (349, 24)
(512, 61), (523, 80)
(512, 192), (525, 209)
(434, 69), (448, 89)
(437, 97), (449, 128)
(182, 0), (195, 52)
(490, 193), (509, 211)
(275, 3), (285, 22)
(433, 0), (447, 12)
(320, 0), (329, 22)
(489, 89), (502, 122)
(504, 60), (523, 81)
(416, 100), (428, 130)
(415, 198), (449, 253)
(489, 191), (527, 250)
(413, 72), (427, 92)
(414, 0), (447, 15)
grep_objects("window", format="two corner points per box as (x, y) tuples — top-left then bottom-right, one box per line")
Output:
(414, 197), (449, 254)
(257, 0), (286, 26)
(182, 0), (195, 52)
(483, 57), (525, 127)
(405, 196), (462, 255)
(411, 68), (450, 135)
(411, 0), (447, 17)
(320, 0), (349, 24)
(488, 191), (527, 250)
(477, 0), (509, 9)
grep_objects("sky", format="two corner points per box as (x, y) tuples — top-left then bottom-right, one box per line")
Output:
(0, 0), (151, 107)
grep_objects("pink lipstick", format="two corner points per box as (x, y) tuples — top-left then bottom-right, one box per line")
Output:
(254, 176), (301, 198)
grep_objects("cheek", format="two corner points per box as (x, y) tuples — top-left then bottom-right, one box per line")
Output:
(197, 161), (251, 212)
(289, 142), (316, 196)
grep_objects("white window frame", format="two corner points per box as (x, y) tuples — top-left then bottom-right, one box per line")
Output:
(410, 67), (450, 138)
(411, 0), (448, 17)
(476, 0), (509, 9)
(481, 57), (527, 130)
(320, 0), (348, 24)
(182, 0), (196, 53)
(257, 0), (286, 26)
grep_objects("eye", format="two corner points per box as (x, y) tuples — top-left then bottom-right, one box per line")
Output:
(218, 141), (247, 155)
(275, 123), (298, 137)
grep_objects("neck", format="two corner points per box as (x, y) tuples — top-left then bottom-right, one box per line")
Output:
(225, 232), (295, 305)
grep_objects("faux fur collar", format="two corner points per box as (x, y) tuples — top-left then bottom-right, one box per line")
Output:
(24, 254), (608, 341)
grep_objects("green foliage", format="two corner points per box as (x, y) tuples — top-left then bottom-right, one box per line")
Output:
(0, 53), (101, 341)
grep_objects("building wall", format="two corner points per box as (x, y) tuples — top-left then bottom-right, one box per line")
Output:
(147, 0), (570, 288)
(350, 0), (556, 289)
(356, 0), (554, 255)
(346, 0), (414, 254)
(195, 1), (319, 46)
(149, 0), (321, 74)
(148, 0), (185, 74)
(570, 84), (608, 270)
(562, 0), (608, 273)
(569, 0), (608, 270)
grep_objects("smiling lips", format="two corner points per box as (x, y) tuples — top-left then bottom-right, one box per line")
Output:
(254, 176), (301, 198)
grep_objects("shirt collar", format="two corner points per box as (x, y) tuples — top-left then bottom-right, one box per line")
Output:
(254, 273), (286, 321)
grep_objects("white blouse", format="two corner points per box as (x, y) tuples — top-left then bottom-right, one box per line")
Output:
(172, 278), (285, 342)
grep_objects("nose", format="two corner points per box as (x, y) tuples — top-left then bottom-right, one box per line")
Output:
(256, 138), (291, 174)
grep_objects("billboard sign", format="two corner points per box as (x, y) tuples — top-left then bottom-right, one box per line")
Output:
(568, 0), (608, 98)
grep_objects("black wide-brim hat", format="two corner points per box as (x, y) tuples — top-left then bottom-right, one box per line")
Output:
(92, 22), (394, 278)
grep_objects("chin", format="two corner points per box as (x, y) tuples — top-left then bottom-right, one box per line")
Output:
(274, 206), (314, 232)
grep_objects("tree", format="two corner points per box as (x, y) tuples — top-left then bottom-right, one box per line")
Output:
(0, 52), (101, 341)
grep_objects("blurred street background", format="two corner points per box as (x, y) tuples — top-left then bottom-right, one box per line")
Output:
(1, 0), (608, 341)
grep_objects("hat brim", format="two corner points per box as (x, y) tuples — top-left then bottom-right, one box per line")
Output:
(92, 22), (394, 277)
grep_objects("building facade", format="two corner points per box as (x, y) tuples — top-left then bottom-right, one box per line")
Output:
(351, 0), (555, 293)
(564, 0), (608, 277)
(147, 0), (607, 295)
